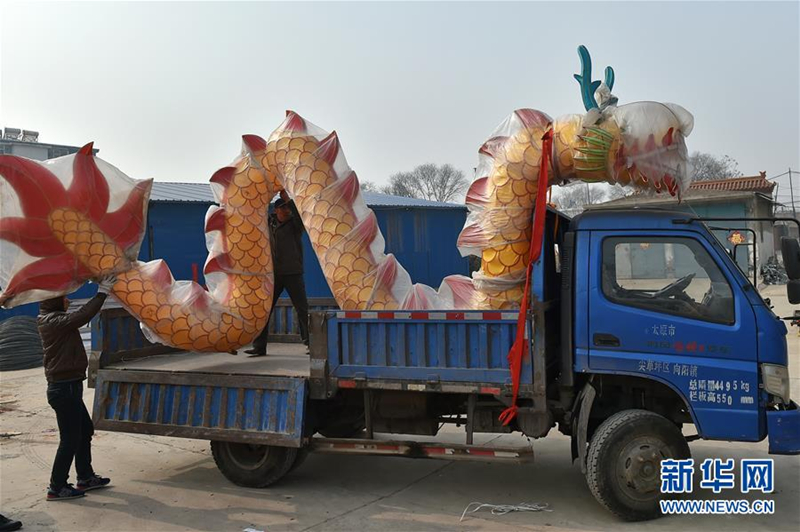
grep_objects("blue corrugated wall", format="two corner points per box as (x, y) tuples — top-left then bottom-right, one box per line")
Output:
(138, 202), (470, 299)
(1, 201), (470, 321)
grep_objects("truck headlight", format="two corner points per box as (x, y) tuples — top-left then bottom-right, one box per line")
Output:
(762, 364), (790, 404)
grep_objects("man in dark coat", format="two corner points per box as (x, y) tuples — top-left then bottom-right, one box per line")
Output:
(245, 191), (309, 356)
(38, 277), (115, 501)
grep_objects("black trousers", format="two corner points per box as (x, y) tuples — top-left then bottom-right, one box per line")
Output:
(47, 380), (94, 490)
(252, 274), (309, 352)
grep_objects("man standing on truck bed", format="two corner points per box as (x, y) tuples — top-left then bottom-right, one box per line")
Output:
(245, 190), (309, 357)
(38, 277), (115, 501)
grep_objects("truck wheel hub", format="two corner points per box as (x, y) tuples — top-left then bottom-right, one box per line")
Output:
(619, 440), (667, 494)
(225, 443), (271, 471)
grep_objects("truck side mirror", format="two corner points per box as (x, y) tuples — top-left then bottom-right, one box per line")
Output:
(788, 280), (800, 305)
(782, 237), (800, 280)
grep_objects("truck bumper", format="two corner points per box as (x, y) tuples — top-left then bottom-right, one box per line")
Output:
(767, 400), (800, 455)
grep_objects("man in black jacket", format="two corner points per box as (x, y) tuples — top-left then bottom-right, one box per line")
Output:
(245, 191), (309, 357)
(38, 277), (114, 501)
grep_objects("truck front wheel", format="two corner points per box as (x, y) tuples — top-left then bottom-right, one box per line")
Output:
(585, 410), (690, 521)
(211, 441), (299, 488)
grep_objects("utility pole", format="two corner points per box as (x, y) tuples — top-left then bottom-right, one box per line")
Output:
(789, 168), (797, 219)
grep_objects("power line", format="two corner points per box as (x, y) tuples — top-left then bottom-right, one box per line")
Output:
(767, 171), (791, 180)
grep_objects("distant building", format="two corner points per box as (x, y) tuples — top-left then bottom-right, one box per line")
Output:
(0, 127), (98, 160)
(591, 173), (778, 274)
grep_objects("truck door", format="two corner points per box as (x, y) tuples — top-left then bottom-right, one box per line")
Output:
(587, 231), (762, 441)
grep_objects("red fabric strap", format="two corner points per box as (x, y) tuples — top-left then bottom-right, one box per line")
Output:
(499, 129), (553, 425)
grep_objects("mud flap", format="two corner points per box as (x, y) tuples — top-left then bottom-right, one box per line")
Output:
(571, 380), (597, 474)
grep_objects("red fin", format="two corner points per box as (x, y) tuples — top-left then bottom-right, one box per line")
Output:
(374, 254), (398, 288)
(70, 142), (110, 220)
(317, 131), (340, 165)
(203, 254), (232, 275)
(0, 156), (66, 217)
(0, 217), (64, 257)
(283, 110), (305, 132)
(0, 254), (81, 302)
(514, 109), (551, 129)
(662, 127), (674, 147)
(210, 167), (236, 188)
(456, 224), (487, 248)
(98, 179), (152, 252)
(137, 260), (173, 289)
(339, 172), (361, 203)
(78, 142), (94, 155)
(204, 207), (226, 233)
(464, 176), (489, 207)
(479, 136), (508, 159)
(242, 134), (267, 153)
(443, 275), (476, 308)
(401, 285), (429, 310)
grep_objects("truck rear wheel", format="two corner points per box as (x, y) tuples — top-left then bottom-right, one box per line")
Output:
(585, 409), (690, 521)
(210, 441), (299, 488)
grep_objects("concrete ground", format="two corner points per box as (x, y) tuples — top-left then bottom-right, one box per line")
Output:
(0, 285), (798, 532)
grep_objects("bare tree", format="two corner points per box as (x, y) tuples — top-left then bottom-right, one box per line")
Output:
(359, 180), (381, 193)
(604, 184), (631, 201)
(689, 152), (743, 181)
(384, 164), (468, 203)
(382, 172), (417, 198)
(552, 183), (607, 216)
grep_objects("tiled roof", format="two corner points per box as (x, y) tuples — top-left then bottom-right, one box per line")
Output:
(687, 172), (775, 193)
(149, 182), (464, 209)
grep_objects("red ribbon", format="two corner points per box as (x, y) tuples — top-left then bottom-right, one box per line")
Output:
(499, 129), (554, 426)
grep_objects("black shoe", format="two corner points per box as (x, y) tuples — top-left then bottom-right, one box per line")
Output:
(243, 348), (265, 356)
(77, 474), (111, 491)
(47, 484), (85, 501)
(0, 514), (22, 532)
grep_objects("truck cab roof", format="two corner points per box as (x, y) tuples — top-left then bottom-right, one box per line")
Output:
(570, 208), (700, 232)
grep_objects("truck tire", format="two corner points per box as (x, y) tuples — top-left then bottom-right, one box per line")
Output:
(290, 448), (309, 472)
(585, 409), (690, 521)
(211, 441), (299, 488)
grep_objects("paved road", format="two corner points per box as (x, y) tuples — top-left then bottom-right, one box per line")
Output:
(0, 286), (797, 531)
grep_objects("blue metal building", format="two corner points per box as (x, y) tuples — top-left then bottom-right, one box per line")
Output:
(1, 183), (470, 320)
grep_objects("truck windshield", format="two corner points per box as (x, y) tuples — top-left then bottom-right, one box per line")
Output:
(601, 236), (735, 325)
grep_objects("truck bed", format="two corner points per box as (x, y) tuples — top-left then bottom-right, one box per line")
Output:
(105, 343), (309, 378)
(92, 343), (309, 448)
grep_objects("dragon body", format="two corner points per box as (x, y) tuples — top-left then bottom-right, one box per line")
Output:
(0, 47), (694, 352)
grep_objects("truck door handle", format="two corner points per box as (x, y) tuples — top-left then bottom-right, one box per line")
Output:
(593, 333), (620, 347)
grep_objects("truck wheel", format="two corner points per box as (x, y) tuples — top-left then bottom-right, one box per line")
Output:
(585, 410), (690, 521)
(290, 448), (309, 472)
(210, 441), (298, 488)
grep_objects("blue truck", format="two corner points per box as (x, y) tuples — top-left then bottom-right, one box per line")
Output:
(88, 209), (800, 521)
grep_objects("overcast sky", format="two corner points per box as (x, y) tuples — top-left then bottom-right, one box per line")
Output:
(2, 1), (798, 203)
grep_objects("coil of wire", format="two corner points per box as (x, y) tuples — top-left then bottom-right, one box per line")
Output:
(0, 316), (44, 371)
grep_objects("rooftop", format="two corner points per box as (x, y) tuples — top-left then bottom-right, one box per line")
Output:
(149, 181), (465, 209)
(594, 173), (775, 209)
(686, 172), (775, 194)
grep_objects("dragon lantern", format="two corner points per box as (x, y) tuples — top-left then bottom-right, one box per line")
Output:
(0, 46), (693, 353)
